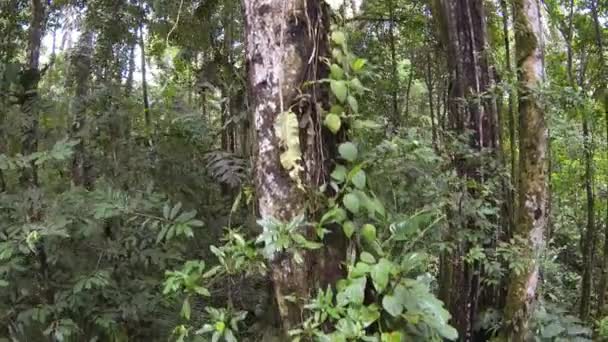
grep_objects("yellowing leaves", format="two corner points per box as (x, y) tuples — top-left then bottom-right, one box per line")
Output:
(274, 111), (303, 186)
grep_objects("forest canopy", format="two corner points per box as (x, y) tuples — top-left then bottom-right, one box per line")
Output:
(0, 0), (606, 341)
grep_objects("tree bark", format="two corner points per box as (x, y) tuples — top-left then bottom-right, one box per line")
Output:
(502, 0), (547, 339)
(500, 0), (517, 236)
(139, 24), (150, 133)
(20, 0), (45, 189)
(592, 0), (608, 314)
(433, 0), (499, 338)
(69, 30), (95, 189)
(580, 108), (595, 320)
(388, 0), (400, 128)
(243, 0), (344, 332)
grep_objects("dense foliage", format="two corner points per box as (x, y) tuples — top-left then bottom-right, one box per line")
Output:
(0, 0), (606, 341)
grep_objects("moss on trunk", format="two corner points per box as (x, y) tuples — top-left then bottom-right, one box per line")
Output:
(502, 0), (547, 339)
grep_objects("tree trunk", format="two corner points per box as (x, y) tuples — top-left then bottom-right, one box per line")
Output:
(243, 0), (344, 332)
(500, 0), (517, 236)
(580, 109), (595, 320)
(424, 49), (437, 148)
(139, 24), (150, 133)
(502, 0), (547, 339)
(69, 30), (94, 189)
(593, 0), (608, 314)
(20, 0), (45, 189)
(433, 0), (499, 338)
(125, 42), (135, 97)
(388, 0), (399, 128)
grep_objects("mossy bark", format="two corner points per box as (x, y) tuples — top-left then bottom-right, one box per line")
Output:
(69, 30), (94, 190)
(502, 0), (547, 339)
(243, 0), (344, 332)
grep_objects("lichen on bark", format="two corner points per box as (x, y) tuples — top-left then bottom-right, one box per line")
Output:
(243, 0), (343, 332)
(502, 0), (547, 339)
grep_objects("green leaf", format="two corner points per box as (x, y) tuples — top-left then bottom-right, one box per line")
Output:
(330, 104), (345, 114)
(325, 113), (342, 134)
(351, 169), (366, 189)
(381, 332), (403, 342)
(361, 224), (377, 242)
(331, 164), (347, 183)
(347, 95), (358, 113)
(330, 64), (345, 80)
(331, 31), (346, 46)
(382, 293), (403, 317)
(331, 80), (348, 103)
(360, 251), (376, 264)
(371, 258), (392, 292)
(351, 58), (367, 72)
(343, 193), (360, 214)
(0, 279), (8, 287)
(181, 297), (191, 320)
(438, 325), (459, 341)
(339, 276), (366, 306)
(339, 142), (358, 162)
(342, 221), (356, 238)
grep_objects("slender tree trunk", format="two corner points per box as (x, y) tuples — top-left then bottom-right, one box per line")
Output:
(139, 25), (150, 133)
(20, 0), (45, 189)
(425, 49), (437, 148)
(592, 0), (608, 314)
(69, 30), (94, 189)
(404, 67), (413, 126)
(388, 0), (399, 128)
(502, 0), (547, 339)
(243, 0), (344, 332)
(500, 0), (517, 235)
(125, 42), (135, 97)
(580, 108), (595, 320)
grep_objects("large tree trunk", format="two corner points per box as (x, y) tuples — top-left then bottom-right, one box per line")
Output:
(433, 0), (498, 339)
(243, 0), (344, 332)
(502, 0), (547, 339)
(69, 30), (94, 189)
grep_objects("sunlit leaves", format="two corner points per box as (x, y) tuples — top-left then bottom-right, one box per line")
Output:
(325, 113), (342, 134)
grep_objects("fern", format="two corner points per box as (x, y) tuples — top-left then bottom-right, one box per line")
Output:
(203, 151), (247, 187)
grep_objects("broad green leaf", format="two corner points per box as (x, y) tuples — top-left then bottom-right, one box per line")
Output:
(361, 224), (377, 242)
(339, 142), (358, 162)
(325, 113), (342, 134)
(351, 58), (367, 72)
(331, 80), (348, 103)
(351, 169), (366, 189)
(331, 164), (347, 183)
(330, 104), (345, 114)
(330, 64), (345, 80)
(371, 258), (392, 292)
(360, 251), (376, 264)
(342, 221), (356, 238)
(343, 193), (360, 214)
(382, 293), (403, 317)
(331, 31), (346, 46)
